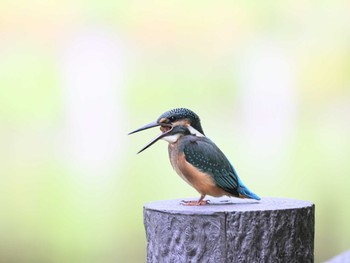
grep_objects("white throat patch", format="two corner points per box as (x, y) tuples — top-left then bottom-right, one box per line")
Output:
(162, 134), (181, 143)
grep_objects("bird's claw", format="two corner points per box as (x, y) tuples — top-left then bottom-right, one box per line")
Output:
(180, 199), (210, 206)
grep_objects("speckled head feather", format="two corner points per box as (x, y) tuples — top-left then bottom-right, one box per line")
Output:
(157, 108), (205, 135)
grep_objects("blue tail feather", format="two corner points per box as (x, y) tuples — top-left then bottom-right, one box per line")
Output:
(237, 176), (261, 200)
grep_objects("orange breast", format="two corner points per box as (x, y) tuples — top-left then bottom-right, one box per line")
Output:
(168, 144), (228, 197)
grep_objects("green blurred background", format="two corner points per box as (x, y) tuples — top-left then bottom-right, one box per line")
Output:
(1, 1), (349, 262)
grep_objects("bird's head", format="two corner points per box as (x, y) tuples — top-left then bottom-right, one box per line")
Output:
(129, 108), (204, 153)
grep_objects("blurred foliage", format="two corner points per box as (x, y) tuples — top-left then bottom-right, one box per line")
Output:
(0, 1), (350, 262)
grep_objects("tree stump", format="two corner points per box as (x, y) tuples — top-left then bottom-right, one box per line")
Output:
(144, 197), (314, 263)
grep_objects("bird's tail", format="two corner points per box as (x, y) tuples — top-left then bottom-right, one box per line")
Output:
(237, 176), (261, 200)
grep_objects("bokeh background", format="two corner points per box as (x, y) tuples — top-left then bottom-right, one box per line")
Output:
(1, 1), (350, 262)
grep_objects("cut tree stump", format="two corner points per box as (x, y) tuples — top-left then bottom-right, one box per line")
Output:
(144, 197), (314, 263)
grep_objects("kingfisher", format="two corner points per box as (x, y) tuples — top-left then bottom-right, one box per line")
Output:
(129, 108), (260, 205)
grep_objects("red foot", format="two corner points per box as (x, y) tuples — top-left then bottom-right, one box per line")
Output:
(181, 200), (209, 206)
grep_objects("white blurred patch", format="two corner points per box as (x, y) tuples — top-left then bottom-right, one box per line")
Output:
(60, 26), (126, 178)
(237, 39), (298, 175)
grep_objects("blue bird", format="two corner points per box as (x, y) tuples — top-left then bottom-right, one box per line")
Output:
(129, 108), (260, 205)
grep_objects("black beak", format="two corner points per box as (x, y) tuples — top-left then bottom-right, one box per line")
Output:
(128, 121), (173, 153)
(136, 126), (173, 154)
(128, 121), (160, 135)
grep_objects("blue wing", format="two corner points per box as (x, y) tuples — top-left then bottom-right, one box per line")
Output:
(180, 136), (260, 200)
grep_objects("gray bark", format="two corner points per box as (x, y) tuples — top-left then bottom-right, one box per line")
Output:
(144, 197), (314, 263)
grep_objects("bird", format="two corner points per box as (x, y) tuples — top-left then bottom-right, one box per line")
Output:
(129, 108), (260, 205)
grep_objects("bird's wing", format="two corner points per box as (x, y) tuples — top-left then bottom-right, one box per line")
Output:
(182, 137), (239, 196)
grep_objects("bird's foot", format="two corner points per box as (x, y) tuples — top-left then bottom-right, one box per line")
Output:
(180, 200), (209, 206)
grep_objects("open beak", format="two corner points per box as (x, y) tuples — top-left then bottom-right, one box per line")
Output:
(128, 121), (173, 153)
(136, 126), (173, 154)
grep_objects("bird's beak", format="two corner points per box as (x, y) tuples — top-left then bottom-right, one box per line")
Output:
(136, 127), (173, 154)
(129, 121), (173, 153)
(128, 121), (160, 135)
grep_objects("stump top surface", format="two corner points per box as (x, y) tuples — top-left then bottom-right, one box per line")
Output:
(144, 197), (314, 215)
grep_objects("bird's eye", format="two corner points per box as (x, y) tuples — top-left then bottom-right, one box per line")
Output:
(169, 116), (176, 122)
